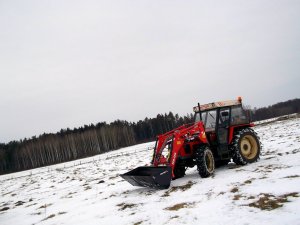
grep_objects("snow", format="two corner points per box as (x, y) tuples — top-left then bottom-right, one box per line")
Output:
(1, 117), (300, 225)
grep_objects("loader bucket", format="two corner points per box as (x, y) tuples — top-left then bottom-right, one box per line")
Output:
(120, 166), (172, 189)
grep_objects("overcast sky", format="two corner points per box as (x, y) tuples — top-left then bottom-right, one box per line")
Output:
(0, 0), (299, 143)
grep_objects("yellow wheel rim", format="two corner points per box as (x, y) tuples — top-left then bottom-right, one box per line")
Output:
(240, 135), (258, 160)
(205, 151), (214, 172)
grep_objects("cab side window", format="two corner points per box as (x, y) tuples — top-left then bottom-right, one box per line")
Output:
(231, 105), (249, 125)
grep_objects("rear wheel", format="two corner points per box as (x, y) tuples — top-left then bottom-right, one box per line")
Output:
(196, 146), (215, 178)
(231, 128), (261, 165)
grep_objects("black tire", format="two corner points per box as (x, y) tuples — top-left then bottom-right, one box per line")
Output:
(196, 146), (215, 178)
(231, 128), (261, 165)
(173, 163), (186, 180)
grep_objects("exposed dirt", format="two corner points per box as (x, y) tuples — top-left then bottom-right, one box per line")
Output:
(162, 181), (194, 197)
(41, 214), (56, 221)
(116, 203), (137, 211)
(248, 193), (299, 211)
(164, 202), (194, 211)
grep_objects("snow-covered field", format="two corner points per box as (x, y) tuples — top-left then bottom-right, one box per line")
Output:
(1, 117), (300, 225)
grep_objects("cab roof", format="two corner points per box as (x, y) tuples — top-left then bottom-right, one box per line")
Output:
(193, 99), (242, 112)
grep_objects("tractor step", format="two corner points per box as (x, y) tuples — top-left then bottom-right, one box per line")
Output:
(120, 166), (172, 189)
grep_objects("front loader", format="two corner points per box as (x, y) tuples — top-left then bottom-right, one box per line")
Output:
(121, 97), (261, 189)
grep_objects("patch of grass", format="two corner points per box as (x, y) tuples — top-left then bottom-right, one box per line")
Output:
(58, 211), (67, 215)
(31, 212), (42, 216)
(248, 193), (299, 211)
(134, 221), (143, 225)
(283, 175), (300, 179)
(164, 202), (194, 211)
(68, 191), (77, 196)
(162, 181), (194, 197)
(281, 192), (299, 198)
(233, 194), (243, 200)
(292, 149), (300, 154)
(38, 203), (52, 209)
(263, 150), (274, 155)
(109, 175), (119, 180)
(2, 191), (13, 196)
(265, 156), (276, 160)
(25, 203), (37, 208)
(84, 186), (92, 191)
(122, 190), (130, 195)
(116, 203), (137, 211)
(15, 201), (25, 206)
(244, 179), (252, 184)
(42, 214), (56, 221)
(230, 187), (239, 193)
(0, 207), (9, 212)
(144, 190), (155, 196)
(263, 164), (290, 173)
(104, 194), (116, 199)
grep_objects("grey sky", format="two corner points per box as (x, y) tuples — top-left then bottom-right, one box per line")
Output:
(0, 0), (299, 143)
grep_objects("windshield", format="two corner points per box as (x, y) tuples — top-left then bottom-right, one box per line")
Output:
(195, 113), (201, 122)
(206, 110), (217, 130)
(195, 112), (206, 123)
(195, 110), (217, 131)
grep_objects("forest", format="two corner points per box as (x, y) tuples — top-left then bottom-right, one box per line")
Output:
(0, 98), (299, 174)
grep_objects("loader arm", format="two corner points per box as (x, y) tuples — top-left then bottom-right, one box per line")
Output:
(121, 121), (207, 189)
(153, 121), (208, 177)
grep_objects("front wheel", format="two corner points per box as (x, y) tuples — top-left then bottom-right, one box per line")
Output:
(173, 163), (186, 180)
(196, 146), (215, 178)
(231, 128), (261, 165)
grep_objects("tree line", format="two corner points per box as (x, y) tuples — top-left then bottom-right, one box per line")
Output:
(0, 113), (194, 174)
(251, 98), (300, 121)
(0, 98), (299, 174)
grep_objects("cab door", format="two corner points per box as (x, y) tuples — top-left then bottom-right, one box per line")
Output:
(217, 107), (230, 145)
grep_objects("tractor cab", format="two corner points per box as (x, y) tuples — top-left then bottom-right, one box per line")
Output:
(193, 97), (252, 161)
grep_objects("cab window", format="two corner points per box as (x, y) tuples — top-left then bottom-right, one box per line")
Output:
(205, 110), (217, 131)
(231, 105), (249, 125)
(195, 112), (207, 123)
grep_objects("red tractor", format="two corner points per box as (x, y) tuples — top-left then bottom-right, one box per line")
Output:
(121, 97), (261, 189)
